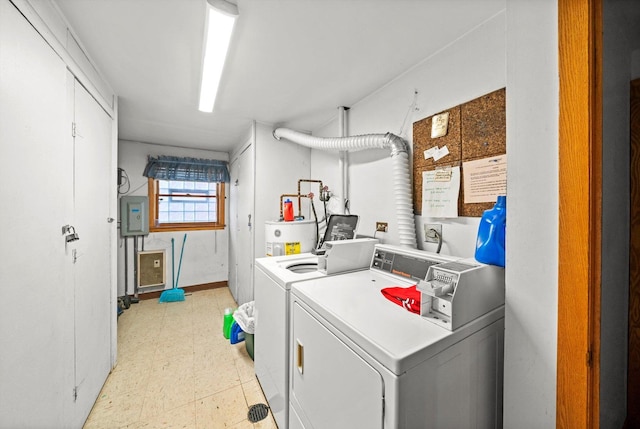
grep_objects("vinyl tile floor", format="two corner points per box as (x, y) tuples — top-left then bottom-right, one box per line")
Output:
(83, 288), (277, 429)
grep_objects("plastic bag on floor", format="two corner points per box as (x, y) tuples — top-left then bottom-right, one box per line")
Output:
(233, 301), (255, 334)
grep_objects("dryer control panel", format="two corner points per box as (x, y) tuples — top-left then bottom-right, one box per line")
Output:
(370, 245), (455, 282)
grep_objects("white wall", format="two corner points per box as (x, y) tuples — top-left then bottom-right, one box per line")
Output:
(504, 0), (558, 426)
(117, 140), (229, 296)
(254, 122), (312, 258)
(310, 3), (560, 426)
(312, 10), (506, 258)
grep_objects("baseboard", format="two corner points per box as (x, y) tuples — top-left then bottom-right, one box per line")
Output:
(138, 281), (228, 300)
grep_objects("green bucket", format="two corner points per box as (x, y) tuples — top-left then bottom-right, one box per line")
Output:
(245, 333), (254, 360)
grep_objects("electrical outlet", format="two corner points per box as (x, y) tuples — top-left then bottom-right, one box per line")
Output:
(376, 222), (388, 232)
(425, 223), (442, 243)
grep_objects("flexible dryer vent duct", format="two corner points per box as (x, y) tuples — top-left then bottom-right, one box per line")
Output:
(273, 127), (417, 248)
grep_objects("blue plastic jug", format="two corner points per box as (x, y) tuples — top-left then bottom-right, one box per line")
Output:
(474, 195), (506, 267)
(230, 321), (245, 344)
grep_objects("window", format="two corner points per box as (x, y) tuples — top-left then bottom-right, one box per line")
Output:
(143, 155), (229, 232)
(148, 178), (225, 232)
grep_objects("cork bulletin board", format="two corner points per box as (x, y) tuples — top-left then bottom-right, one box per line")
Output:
(412, 88), (506, 217)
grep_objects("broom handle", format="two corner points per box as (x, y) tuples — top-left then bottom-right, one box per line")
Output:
(175, 233), (187, 288)
(171, 238), (175, 289)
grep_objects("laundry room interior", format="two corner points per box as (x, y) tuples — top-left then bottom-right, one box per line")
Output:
(2, 0), (640, 428)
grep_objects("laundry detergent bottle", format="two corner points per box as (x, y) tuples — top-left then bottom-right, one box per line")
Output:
(230, 321), (245, 344)
(474, 195), (506, 267)
(283, 199), (294, 222)
(222, 308), (234, 339)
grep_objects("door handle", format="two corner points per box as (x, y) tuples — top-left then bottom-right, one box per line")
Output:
(62, 225), (79, 243)
(248, 214), (252, 229)
(296, 339), (304, 374)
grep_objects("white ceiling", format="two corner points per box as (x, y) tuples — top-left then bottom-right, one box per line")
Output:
(54, 0), (505, 152)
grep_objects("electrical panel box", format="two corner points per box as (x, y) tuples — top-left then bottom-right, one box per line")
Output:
(120, 196), (149, 236)
(137, 250), (166, 288)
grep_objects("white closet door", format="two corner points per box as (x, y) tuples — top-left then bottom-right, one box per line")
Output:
(71, 80), (113, 425)
(0, 2), (75, 427)
(229, 143), (254, 304)
(229, 153), (240, 301)
(0, 1), (73, 427)
(236, 145), (254, 304)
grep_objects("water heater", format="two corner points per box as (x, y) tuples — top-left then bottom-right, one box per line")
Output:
(265, 220), (316, 256)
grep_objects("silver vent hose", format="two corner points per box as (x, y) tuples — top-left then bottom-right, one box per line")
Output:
(273, 127), (417, 248)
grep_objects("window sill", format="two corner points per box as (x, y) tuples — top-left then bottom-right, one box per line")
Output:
(149, 223), (225, 233)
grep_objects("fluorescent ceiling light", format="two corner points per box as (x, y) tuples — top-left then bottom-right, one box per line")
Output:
(198, 1), (237, 113)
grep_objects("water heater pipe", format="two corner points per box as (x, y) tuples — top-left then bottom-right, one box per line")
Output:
(272, 127), (417, 248)
(298, 179), (324, 204)
(338, 107), (348, 214)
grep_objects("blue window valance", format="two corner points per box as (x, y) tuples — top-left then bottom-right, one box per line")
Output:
(143, 156), (230, 183)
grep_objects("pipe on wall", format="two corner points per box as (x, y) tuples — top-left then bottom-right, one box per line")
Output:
(338, 107), (348, 214)
(273, 127), (417, 248)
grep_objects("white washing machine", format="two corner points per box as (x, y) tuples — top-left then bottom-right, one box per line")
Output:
(289, 244), (505, 429)
(254, 238), (377, 428)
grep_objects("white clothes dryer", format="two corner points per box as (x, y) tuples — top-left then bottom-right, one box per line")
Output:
(254, 238), (377, 428)
(289, 245), (505, 429)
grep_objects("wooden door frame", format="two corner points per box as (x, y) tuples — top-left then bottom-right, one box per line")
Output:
(557, 0), (602, 427)
(627, 79), (640, 429)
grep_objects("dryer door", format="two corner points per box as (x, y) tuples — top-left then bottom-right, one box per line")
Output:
(290, 302), (384, 429)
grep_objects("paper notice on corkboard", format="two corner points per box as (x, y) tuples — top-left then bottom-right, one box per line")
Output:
(412, 88), (506, 216)
(422, 166), (460, 218)
(462, 155), (507, 203)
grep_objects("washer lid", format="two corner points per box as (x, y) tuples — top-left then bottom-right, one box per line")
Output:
(255, 254), (326, 287)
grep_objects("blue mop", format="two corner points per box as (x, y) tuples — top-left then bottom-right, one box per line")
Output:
(159, 234), (187, 303)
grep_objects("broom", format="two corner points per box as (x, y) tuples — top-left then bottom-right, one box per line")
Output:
(159, 234), (187, 303)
